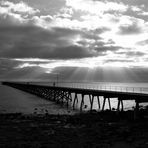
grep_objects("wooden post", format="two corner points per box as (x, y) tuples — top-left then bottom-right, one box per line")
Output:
(108, 98), (111, 110)
(69, 92), (72, 102)
(90, 95), (94, 111)
(102, 97), (106, 111)
(117, 99), (121, 111)
(97, 96), (100, 110)
(121, 100), (124, 111)
(73, 93), (78, 110)
(134, 100), (139, 120)
(117, 98), (124, 111)
(89, 95), (92, 105)
(136, 101), (139, 111)
(80, 94), (84, 112)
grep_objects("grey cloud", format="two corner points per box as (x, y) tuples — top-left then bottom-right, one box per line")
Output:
(2, 0), (64, 16)
(116, 51), (145, 57)
(0, 25), (98, 59)
(0, 66), (45, 80)
(0, 58), (21, 72)
(51, 46), (96, 59)
(118, 23), (142, 35)
(85, 27), (110, 40)
(126, 51), (145, 57)
(94, 46), (122, 53)
(118, 0), (148, 10)
(0, 11), (112, 60)
(0, 1), (113, 60)
(136, 39), (148, 45)
(104, 59), (134, 64)
(0, 58), (46, 80)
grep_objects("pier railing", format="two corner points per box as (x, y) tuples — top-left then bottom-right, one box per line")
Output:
(2, 81), (148, 116)
(39, 82), (148, 94)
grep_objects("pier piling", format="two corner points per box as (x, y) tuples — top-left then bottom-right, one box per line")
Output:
(2, 82), (148, 115)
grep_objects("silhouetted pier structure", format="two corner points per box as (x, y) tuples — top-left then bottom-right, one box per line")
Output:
(2, 82), (148, 112)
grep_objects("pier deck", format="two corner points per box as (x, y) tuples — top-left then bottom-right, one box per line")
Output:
(2, 82), (148, 112)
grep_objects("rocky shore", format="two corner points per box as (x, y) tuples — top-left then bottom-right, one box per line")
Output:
(0, 110), (148, 148)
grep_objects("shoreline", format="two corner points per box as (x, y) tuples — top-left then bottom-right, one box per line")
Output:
(0, 110), (148, 148)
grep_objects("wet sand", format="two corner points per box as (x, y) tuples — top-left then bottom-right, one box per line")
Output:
(0, 110), (148, 148)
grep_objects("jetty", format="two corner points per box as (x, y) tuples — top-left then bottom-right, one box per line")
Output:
(2, 81), (148, 113)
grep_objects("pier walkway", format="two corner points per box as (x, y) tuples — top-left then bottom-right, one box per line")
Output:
(2, 82), (148, 112)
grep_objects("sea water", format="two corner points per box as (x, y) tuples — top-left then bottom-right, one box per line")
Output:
(0, 82), (148, 114)
(0, 84), (75, 114)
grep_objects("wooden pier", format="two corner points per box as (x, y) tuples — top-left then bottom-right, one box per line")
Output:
(2, 82), (148, 112)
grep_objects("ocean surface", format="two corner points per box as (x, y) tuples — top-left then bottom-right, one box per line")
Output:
(0, 82), (148, 114)
(0, 83), (75, 114)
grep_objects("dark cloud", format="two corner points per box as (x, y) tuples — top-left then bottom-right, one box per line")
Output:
(0, 24), (99, 59)
(0, 58), (20, 73)
(0, 9), (111, 60)
(118, 23), (142, 35)
(94, 46), (122, 53)
(51, 46), (96, 59)
(0, 58), (47, 80)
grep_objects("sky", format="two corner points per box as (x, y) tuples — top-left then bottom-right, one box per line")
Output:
(0, 0), (148, 82)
